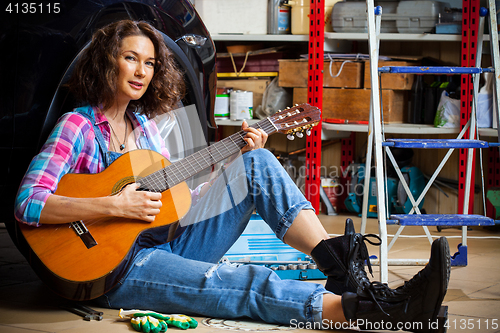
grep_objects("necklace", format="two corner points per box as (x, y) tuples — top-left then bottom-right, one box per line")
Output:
(109, 115), (128, 151)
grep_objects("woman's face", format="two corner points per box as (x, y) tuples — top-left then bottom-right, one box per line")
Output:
(115, 35), (156, 104)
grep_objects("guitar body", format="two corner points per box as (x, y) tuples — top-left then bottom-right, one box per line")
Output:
(19, 149), (191, 301)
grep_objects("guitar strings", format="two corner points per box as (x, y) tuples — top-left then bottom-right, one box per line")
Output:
(142, 119), (276, 192)
(141, 119), (276, 192)
(138, 119), (277, 192)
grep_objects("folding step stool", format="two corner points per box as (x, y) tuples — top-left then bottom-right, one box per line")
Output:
(362, 0), (500, 283)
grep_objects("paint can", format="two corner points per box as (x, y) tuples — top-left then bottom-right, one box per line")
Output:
(214, 87), (231, 119)
(277, 5), (291, 34)
(230, 90), (253, 120)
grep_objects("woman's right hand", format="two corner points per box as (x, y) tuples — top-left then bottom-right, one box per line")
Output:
(114, 183), (162, 222)
(39, 183), (162, 225)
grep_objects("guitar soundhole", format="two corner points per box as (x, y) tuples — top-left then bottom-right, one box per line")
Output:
(112, 176), (142, 194)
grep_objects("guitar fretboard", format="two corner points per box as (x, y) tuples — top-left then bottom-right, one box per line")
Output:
(137, 118), (277, 192)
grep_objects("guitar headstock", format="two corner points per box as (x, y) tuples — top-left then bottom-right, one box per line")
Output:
(269, 103), (321, 138)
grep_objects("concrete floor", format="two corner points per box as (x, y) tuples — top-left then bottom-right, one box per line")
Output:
(1, 214), (499, 333)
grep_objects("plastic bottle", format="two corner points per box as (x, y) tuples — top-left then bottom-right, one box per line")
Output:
(445, 75), (460, 99)
(423, 75), (442, 124)
(409, 74), (424, 124)
(268, 0), (291, 34)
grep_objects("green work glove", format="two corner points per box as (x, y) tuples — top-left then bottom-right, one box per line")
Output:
(120, 309), (197, 331)
(165, 314), (198, 330)
(130, 315), (168, 333)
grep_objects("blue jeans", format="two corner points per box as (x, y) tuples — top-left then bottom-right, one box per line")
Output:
(96, 149), (330, 325)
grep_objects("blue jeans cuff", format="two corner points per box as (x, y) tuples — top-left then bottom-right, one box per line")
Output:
(306, 289), (330, 324)
(275, 201), (315, 241)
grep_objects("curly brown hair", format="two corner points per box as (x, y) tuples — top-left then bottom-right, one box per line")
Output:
(68, 20), (186, 118)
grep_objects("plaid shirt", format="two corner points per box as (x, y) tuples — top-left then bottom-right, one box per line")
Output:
(15, 105), (203, 226)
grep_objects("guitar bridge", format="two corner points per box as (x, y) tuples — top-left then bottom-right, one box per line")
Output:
(71, 221), (97, 249)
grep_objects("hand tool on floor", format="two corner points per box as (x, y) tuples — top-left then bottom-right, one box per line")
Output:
(61, 303), (103, 321)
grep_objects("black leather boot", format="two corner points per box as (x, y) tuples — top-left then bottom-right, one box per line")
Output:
(310, 218), (392, 298)
(341, 236), (451, 333)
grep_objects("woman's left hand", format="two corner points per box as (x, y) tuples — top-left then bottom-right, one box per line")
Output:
(241, 120), (268, 153)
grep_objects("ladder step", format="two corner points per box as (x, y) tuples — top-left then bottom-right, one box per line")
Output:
(383, 139), (489, 149)
(390, 214), (495, 226)
(378, 66), (494, 75)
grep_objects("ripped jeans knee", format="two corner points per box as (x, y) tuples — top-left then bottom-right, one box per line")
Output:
(204, 258), (241, 279)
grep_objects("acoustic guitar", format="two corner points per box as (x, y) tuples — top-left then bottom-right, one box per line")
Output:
(18, 103), (321, 301)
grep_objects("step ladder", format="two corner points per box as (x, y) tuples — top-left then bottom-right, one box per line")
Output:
(362, 0), (500, 283)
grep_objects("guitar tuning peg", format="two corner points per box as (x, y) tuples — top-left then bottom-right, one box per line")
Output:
(287, 134), (295, 141)
(296, 131), (304, 138)
(306, 129), (312, 136)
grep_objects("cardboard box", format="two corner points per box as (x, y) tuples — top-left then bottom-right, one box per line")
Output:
(279, 59), (363, 88)
(364, 61), (417, 90)
(293, 88), (407, 123)
(217, 78), (271, 111)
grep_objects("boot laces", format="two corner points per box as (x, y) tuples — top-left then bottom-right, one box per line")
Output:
(348, 234), (388, 292)
(347, 233), (403, 317)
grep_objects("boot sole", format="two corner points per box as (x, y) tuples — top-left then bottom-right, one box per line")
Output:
(407, 237), (450, 333)
(431, 237), (451, 331)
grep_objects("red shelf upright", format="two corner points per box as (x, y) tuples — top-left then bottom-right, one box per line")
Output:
(305, 0), (324, 212)
(458, 0), (480, 214)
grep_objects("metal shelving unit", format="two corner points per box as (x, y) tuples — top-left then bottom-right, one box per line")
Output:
(210, 32), (495, 42)
(215, 119), (260, 126)
(211, 34), (309, 42)
(211, 20), (499, 212)
(325, 32), (463, 41)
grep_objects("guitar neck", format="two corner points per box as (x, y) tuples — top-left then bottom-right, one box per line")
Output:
(138, 118), (277, 192)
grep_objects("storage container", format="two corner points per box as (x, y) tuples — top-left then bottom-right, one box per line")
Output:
(331, 0), (450, 34)
(214, 88), (231, 119)
(397, 1), (450, 33)
(293, 88), (407, 123)
(230, 90), (253, 120)
(331, 1), (398, 33)
(288, 0), (341, 34)
(194, 0), (267, 35)
(278, 59), (363, 88)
